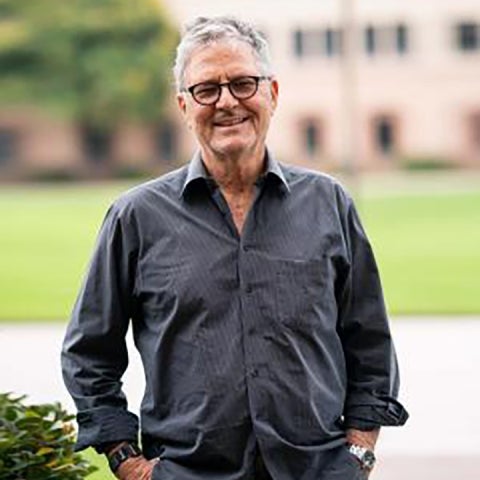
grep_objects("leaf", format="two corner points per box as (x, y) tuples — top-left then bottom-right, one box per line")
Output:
(0, 392), (96, 478)
(36, 446), (55, 456)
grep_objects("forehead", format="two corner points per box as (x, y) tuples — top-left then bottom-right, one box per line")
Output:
(184, 41), (260, 85)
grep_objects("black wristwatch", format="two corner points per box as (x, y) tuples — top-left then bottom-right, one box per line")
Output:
(107, 443), (142, 472)
(347, 443), (376, 470)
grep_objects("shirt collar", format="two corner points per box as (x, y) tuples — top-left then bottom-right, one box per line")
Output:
(180, 149), (290, 198)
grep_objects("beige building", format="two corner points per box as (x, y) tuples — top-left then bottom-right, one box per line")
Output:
(164, 0), (480, 171)
(1, 0), (480, 177)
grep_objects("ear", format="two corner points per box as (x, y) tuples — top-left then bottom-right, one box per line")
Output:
(269, 79), (279, 113)
(177, 93), (187, 116)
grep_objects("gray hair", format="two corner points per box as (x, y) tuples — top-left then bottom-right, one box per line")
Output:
(173, 16), (274, 91)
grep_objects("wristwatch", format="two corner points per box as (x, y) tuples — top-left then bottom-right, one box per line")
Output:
(347, 443), (376, 470)
(107, 443), (142, 472)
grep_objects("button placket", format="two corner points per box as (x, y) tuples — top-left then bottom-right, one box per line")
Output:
(238, 239), (261, 383)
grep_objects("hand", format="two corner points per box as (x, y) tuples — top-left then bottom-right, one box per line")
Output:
(114, 455), (159, 480)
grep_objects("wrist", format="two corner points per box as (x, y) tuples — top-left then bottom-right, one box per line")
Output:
(346, 428), (379, 451)
(106, 442), (142, 473)
(104, 441), (129, 456)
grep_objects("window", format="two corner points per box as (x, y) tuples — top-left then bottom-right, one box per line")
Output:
(300, 119), (322, 158)
(396, 24), (409, 54)
(0, 129), (17, 166)
(156, 121), (177, 164)
(364, 23), (410, 56)
(296, 29), (323, 57)
(365, 25), (376, 55)
(374, 116), (396, 155)
(325, 28), (343, 56)
(293, 29), (304, 57)
(457, 22), (479, 51)
(82, 126), (112, 164)
(292, 27), (343, 58)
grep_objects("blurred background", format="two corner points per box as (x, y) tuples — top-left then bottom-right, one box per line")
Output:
(1, 0), (479, 478)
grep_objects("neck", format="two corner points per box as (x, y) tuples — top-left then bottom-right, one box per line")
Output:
(201, 146), (266, 194)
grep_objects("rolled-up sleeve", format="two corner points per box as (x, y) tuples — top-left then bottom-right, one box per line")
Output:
(61, 201), (140, 450)
(335, 187), (409, 430)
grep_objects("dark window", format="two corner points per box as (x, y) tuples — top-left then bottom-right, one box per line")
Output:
(0, 129), (17, 166)
(375, 117), (395, 155)
(396, 24), (409, 54)
(82, 126), (111, 164)
(364, 23), (411, 56)
(365, 26), (376, 55)
(457, 22), (479, 51)
(156, 121), (177, 163)
(302, 120), (321, 158)
(293, 29), (304, 57)
(325, 28), (335, 56)
(325, 28), (343, 56)
(293, 28), (343, 58)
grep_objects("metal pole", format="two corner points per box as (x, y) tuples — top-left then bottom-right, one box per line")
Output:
(340, 0), (360, 198)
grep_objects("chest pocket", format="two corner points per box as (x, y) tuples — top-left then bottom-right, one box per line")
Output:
(274, 256), (331, 327)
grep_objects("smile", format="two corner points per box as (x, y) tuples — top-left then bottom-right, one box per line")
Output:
(213, 116), (249, 127)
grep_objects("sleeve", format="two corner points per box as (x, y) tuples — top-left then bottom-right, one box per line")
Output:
(61, 201), (140, 451)
(335, 186), (409, 430)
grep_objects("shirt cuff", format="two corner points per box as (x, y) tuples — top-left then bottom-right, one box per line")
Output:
(74, 406), (139, 451)
(343, 392), (409, 430)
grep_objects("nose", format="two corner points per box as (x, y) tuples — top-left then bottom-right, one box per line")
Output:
(215, 84), (239, 108)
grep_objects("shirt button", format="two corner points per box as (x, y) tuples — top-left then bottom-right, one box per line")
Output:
(245, 285), (253, 294)
(251, 368), (259, 378)
(243, 245), (250, 252)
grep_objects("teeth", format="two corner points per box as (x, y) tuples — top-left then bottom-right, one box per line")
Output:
(216, 117), (245, 126)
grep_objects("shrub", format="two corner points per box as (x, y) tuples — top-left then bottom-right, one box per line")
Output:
(400, 156), (454, 171)
(0, 393), (97, 479)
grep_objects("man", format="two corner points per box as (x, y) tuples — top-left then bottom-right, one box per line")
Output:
(62, 16), (408, 480)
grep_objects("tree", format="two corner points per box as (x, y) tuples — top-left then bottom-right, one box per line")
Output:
(0, 0), (178, 130)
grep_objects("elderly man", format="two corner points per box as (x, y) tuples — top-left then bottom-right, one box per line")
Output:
(62, 16), (408, 480)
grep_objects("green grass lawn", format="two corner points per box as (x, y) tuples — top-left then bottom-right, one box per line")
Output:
(0, 176), (479, 320)
(82, 448), (111, 479)
(0, 183), (128, 321)
(359, 192), (480, 314)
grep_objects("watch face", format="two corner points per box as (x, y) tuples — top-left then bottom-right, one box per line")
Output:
(363, 450), (376, 469)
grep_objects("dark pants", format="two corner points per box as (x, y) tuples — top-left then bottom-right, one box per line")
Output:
(253, 445), (366, 480)
(255, 451), (273, 480)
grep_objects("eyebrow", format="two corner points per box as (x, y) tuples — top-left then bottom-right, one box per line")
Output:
(189, 74), (259, 85)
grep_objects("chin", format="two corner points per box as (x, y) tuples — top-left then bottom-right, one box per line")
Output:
(212, 140), (253, 158)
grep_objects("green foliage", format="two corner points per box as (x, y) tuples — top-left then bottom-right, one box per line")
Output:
(400, 156), (453, 171)
(0, 393), (97, 479)
(0, 0), (178, 128)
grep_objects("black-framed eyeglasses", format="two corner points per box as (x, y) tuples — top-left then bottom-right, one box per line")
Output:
(182, 75), (272, 106)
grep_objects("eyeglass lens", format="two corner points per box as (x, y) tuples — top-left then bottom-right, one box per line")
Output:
(192, 77), (259, 105)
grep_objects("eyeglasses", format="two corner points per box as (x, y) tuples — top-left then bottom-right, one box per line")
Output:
(182, 75), (272, 106)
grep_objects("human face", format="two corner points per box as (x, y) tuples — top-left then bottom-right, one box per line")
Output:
(177, 41), (278, 162)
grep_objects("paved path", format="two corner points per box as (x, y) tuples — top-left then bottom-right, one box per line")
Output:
(1, 317), (480, 478)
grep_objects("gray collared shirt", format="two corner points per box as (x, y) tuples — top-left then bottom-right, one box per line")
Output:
(62, 150), (407, 479)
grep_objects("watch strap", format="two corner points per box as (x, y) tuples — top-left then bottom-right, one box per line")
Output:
(107, 443), (142, 472)
(347, 443), (376, 470)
